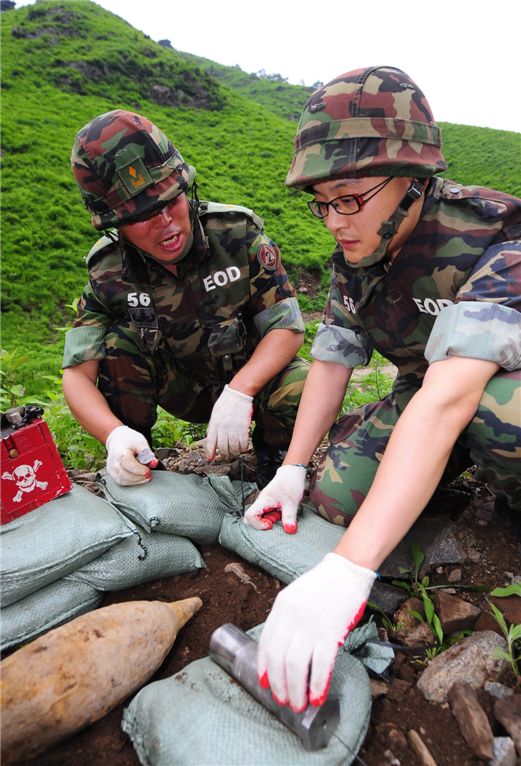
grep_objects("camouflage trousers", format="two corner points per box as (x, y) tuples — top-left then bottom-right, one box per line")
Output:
(310, 369), (521, 524)
(98, 342), (309, 450)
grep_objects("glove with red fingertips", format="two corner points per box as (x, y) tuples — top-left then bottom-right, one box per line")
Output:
(243, 464), (306, 533)
(105, 425), (156, 486)
(206, 385), (253, 461)
(256, 553), (376, 713)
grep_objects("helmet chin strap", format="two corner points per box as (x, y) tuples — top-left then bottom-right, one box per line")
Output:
(350, 179), (425, 269)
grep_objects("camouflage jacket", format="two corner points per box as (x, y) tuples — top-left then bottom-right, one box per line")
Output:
(63, 202), (304, 385)
(312, 178), (521, 396)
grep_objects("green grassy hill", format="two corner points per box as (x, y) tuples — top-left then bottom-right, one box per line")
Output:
(175, 48), (315, 121)
(2, 0), (521, 401)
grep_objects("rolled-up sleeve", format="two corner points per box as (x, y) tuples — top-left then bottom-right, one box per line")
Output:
(311, 322), (372, 367)
(426, 239), (521, 370)
(253, 297), (305, 336)
(425, 301), (521, 370)
(62, 287), (111, 368)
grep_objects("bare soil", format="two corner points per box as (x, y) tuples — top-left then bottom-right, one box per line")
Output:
(18, 447), (520, 766)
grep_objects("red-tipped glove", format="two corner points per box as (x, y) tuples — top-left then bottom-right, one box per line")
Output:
(257, 552), (376, 712)
(206, 385), (253, 460)
(244, 464), (306, 534)
(105, 425), (157, 486)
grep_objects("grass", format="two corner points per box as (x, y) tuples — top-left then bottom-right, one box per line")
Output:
(2, 0), (520, 415)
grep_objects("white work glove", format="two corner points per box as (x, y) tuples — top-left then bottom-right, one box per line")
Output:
(244, 464), (306, 534)
(105, 425), (158, 486)
(257, 552), (376, 712)
(206, 384), (253, 460)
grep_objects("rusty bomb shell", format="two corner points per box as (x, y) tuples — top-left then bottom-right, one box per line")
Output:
(0, 597), (202, 764)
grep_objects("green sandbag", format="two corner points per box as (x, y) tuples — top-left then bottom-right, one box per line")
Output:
(1, 484), (134, 606)
(98, 471), (257, 543)
(1, 578), (102, 651)
(67, 528), (204, 591)
(122, 622), (392, 766)
(219, 504), (345, 584)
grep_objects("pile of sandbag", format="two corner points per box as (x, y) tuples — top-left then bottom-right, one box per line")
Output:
(1, 472), (254, 650)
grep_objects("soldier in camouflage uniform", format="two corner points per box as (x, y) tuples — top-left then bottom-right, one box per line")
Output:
(244, 66), (521, 714)
(62, 110), (309, 487)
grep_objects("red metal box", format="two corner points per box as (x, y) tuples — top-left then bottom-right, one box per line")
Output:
(1, 405), (72, 525)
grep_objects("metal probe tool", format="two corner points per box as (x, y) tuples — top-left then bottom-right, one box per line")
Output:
(209, 623), (340, 751)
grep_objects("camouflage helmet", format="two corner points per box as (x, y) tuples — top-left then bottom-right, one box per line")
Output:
(286, 66), (447, 190)
(71, 110), (196, 229)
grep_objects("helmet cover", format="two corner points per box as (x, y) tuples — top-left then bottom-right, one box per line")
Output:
(71, 109), (196, 229)
(286, 65), (447, 190)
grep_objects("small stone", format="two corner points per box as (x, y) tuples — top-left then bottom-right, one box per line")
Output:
(447, 568), (462, 583)
(397, 662), (417, 682)
(387, 678), (411, 701)
(448, 682), (494, 759)
(490, 737), (517, 766)
(485, 681), (514, 699)
(494, 695), (521, 755)
(383, 749), (400, 765)
(407, 729), (438, 766)
(435, 590), (481, 633)
(370, 679), (389, 698)
(387, 728), (407, 754)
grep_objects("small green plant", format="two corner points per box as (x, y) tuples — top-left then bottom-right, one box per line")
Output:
(0, 349), (32, 409)
(342, 351), (394, 412)
(392, 544), (444, 647)
(151, 408), (206, 447)
(487, 583), (521, 680)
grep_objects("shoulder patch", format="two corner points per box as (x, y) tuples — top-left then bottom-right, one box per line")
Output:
(198, 200), (264, 230)
(257, 242), (279, 271)
(85, 231), (118, 266)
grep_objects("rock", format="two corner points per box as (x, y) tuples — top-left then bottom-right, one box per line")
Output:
(387, 727), (407, 754)
(383, 749), (401, 765)
(380, 514), (463, 578)
(434, 590), (481, 633)
(399, 622), (435, 648)
(491, 737), (517, 766)
(447, 682), (493, 759)
(494, 695), (521, 756)
(407, 729), (438, 766)
(417, 631), (509, 703)
(393, 596), (423, 629)
(474, 596), (521, 634)
(370, 581), (409, 615)
(485, 681), (515, 700)
(447, 568), (462, 583)
(387, 678), (411, 701)
(370, 679), (389, 698)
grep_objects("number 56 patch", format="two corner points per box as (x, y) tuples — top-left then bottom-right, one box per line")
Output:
(127, 292), (152, 307)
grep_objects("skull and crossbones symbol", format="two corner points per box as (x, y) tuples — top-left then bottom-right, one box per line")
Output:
(2, 460), (48, 503)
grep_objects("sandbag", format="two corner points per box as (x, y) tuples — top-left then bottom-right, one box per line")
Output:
(98, 470), (257, 543)
(67, 528), (204, 591)
(219, 504), (344, 584)
(1, 484), (134, 606)
(122, 622), (393, 766)
(1, 578), (102, 651)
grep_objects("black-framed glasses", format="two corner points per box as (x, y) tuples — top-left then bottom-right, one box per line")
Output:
(307, 177), (393, 219)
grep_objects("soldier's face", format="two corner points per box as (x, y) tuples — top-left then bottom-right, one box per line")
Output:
(120, 193), (192, 266)
(312, 176), (422, 265)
